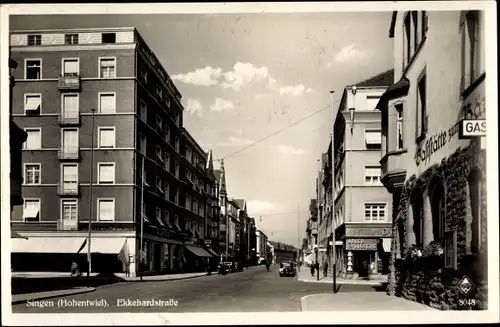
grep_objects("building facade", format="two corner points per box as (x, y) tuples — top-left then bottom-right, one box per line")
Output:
(9, 58), (28, 214)
(9, 27), (218, 276)
(255, 225), (268, 264)
(378, 11), (487, 310)
(331, 70), (394, 279)
(318, 149), (332, 267)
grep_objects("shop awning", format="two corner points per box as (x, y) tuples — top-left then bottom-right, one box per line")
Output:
(382, 238), (392, 252)
(185, 245), (213, 258)
(207, 248), (219, 257)
(11, 230), (28, 239)
(12, 236), (128, 254)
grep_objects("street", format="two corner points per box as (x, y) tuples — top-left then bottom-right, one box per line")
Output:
(12, 266), (379, 313)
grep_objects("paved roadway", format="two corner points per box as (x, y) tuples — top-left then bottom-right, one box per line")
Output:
(12, 266), (379, 313)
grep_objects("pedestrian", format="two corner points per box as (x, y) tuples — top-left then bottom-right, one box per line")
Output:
(310, 262), (315, 276)
(323, 261), (328, 278)
(70, 262), (81, 277)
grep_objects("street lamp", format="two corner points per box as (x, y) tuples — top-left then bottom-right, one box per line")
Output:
(330, 90), (338, 294)
(87, 108), (96, 286)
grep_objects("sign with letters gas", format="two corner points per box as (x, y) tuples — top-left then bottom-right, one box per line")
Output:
(459, 119), (486, 138)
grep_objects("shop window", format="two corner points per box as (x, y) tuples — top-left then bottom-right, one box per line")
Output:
(429, 176), (446, 241)
(468, 168), (483, 253)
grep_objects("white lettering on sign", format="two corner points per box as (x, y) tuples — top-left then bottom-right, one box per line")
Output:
(461, 120), (486, 137)
(350, 243), (377, 250)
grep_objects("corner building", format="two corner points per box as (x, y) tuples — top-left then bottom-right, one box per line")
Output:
(10, 27), (217, 276)
(377, 11), (487, 309)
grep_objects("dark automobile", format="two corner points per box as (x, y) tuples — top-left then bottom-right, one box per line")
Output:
(279, 262), (296, 277)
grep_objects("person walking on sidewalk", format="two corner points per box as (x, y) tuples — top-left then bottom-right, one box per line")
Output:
(323, 260), (328, 278)
(310, 262), (315, 276)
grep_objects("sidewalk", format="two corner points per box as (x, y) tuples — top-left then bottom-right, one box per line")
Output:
(12, 287), (96, 305)
(297, 268), (386, 286)
(300, 293), (437, 311)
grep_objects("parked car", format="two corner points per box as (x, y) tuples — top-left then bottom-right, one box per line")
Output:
(279, 261), (296, 277)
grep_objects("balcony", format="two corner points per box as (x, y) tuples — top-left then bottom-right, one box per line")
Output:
(57, 182), (80, 196)
(58, 147), (80, 160)
(58, 112), (81, 126)
(380, 150), (407, 193)
(57, 219), (78, 231)
(58, 75), (81, 91)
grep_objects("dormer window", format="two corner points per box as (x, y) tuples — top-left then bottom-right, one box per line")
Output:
(102, 33), (116, 44)
(27, 35), (41, 46)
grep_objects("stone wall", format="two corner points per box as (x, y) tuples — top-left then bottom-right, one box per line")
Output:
(387, 142), (488, 310)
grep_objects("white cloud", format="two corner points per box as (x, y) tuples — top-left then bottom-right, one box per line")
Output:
(271, 144), (307, 155)
(184, 98), (203, 117)
(217, 136), (254, 147)
(279, 84), (306, 96)
(329, 43), (366, 65)
(246, 200), (283, 214)
(210, 98), (235, 112)
(221, 62), (269, 91)
(171, 66), (222, 86)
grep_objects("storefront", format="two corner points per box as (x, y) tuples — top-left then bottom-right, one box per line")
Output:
(339, 224), (392, 279)
(140, 225), (186, 275)
(387, 78), (487, 310)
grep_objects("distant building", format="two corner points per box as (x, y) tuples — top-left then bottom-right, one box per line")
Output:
(330, 69), (395, 279)
(255, 225), (268, 263)
(377, 11), (487, 310)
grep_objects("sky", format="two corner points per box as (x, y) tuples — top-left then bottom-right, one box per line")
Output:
(10, 12), (393, 247)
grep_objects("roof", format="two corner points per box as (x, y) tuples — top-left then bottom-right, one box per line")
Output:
(354, 69), (394, 88)
(234, 199), (246, 211)
(214, 170), (221, 182)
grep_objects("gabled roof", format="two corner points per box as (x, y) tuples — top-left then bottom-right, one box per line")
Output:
(354, 69), (394, 88)
(234, 199), (246, 211)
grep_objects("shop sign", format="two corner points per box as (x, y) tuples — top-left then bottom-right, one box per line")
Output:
(346, 226), (391, 238)
(204, 239), (212, 246)
(345, 238), (378, 251)
(459, 119), (486, 138)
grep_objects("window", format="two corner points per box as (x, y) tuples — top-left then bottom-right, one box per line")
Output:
(468, 169), (483, 253)
(403, 13), (412, 66)
(99, 93), (116, 114)
(186, 195), (191, 209)
(65, 34), (79, 45)
(174, 215), (179, 227)
(461, 11), (482, 90)
(365, 166), (381, 184)
(164, 210), (170, 226)
(193, 156), (198, 167)
(175, 114), (181, 126)
(429, 178), (446, 241)
(102, 32), (116, 44)
(366, 96), (380, 111)
(175, 137), (180, 152)
(156, 115), (163, 132)
(97, 198), (115, 221)
(193, 175), (198, 186)
(175, 161), (179, 178)
(156, 85), (163, 100)
(23, 199), (40, 222)
(193, 200), (198, 214)
(140, 67), (148, 83)
(174, 189), (179, 205)
(62, 58), (79, 76)
(97, 163), (115, 184)
(62, 128), (79, 151)
(156, 145), (163, 161)
(27, 34), (41, 46)
(98, 127), (116, 148)
(365, 131), (382, 149)
(24, 128), (41, 150)
(25, 59), (42, 79)
(156, 206), (162, 223)
(186, 148), (192, 162)
(422, 11), (428, 39)
(186, 169), (192, 181)
(61, 200), (78, 221)
(61, 94), (79, 119)
(410, 190), (424, 246)
(61, 163), (78, 192)
(140, 100), (148, 122)
(166, 97), (171, 109)
(165, 126), (171, 143)
(24, 164), (41, 185)
(139, 133), (147, 154)
(156, 176), (163, 193)
(364, 203), (386, 221)
(416, 73), (427, 141)
(165, 153), (170, 171)
(396, 104), (404, 150)
(403, 11), (426, 68)
(24, 94), (41, 114)
(164, 181), (170, 200)
(99, 58), (116, 78)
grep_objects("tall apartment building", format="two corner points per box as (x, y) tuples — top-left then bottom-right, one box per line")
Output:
(331, 70), (394, 279)
(378, 11), (487, 310)
(9, 27), (218, 276)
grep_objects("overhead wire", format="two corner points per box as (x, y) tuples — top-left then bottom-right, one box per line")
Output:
(214, 98), (343, 161)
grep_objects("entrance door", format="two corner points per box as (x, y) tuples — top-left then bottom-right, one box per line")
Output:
(153, 242), (162, 272)
(356, 252), (371, 278)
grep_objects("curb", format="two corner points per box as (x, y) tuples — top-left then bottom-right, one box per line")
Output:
(97, 272), (219, 289)
(12, 287), (96, 305)
(297, 278), (383, 286)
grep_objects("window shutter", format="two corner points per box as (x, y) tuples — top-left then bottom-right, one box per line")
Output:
(100, 94), (115, 114)
(63, 60), (79, 75)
